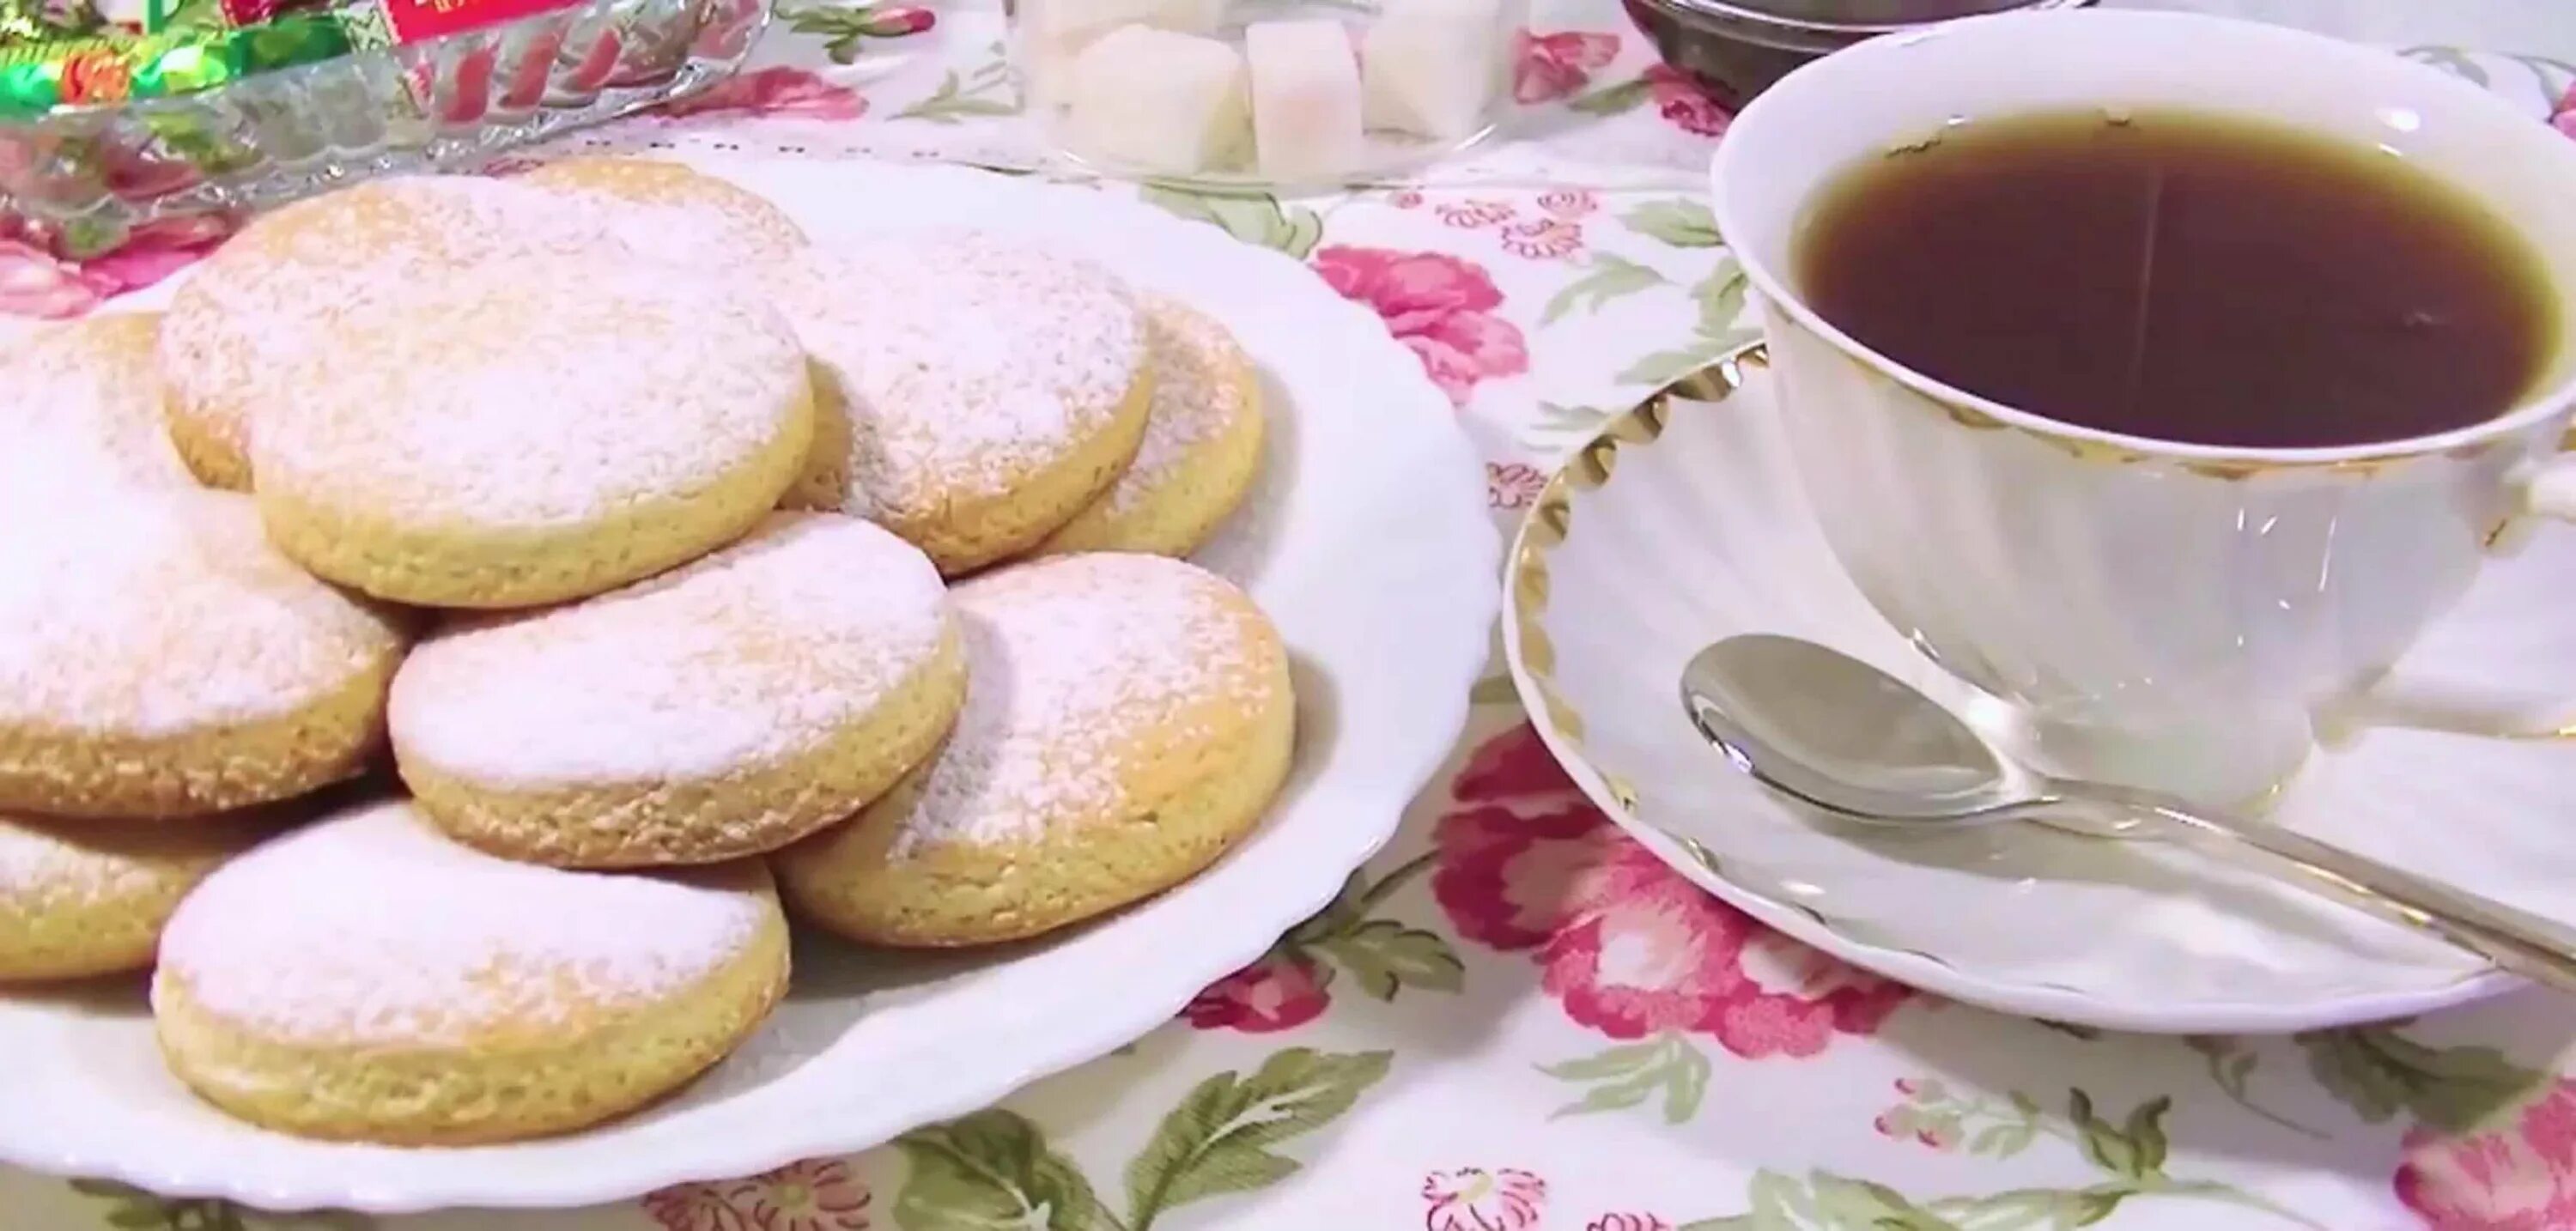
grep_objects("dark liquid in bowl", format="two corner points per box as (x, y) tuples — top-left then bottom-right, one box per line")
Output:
(1793, 108), (2561, 449)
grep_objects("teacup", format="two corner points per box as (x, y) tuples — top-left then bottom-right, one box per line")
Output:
(1710, 9), (2576, 807)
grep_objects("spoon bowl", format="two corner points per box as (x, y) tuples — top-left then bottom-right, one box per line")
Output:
(1679, 633), (2576, 993)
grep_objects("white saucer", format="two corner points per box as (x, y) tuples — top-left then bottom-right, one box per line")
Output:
(1502, 347), (2576, 1034)
(0, 156), (1498, 1211)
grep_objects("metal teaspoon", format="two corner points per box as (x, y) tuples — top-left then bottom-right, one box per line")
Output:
(1677, 633), (2576, 994)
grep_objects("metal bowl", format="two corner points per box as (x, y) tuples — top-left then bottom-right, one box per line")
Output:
(1626, 0), (2094, 108)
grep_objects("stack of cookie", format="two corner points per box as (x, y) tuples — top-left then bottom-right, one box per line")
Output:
(0, 158), (1291, 1147)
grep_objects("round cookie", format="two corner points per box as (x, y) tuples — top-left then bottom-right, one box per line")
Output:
(0, 489), (409, 819)
(159, 175), (628, 489)
(775, 552), (1294, 946)
(154, 798), (788, 1144)
(1, 313), (198, 498)
(252, 249), (814, 609)
(0, 810), (276, 981)
(773, 235), (1154, 575)
(392, 512), (967, 867)
(518, 156), (809, 268)
(1033, 294), (1265, 557)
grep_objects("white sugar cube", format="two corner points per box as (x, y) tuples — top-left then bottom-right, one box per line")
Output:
(1018, 0), (1225, 110)
(1360, 0), (1507, 141)
(1245, 20), (1365, 182)
(1065, 26), (1250, 173)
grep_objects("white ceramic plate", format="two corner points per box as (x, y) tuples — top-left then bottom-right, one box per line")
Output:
(0, 157), (1497, 1212)
(1503, 350), (2576, 1034)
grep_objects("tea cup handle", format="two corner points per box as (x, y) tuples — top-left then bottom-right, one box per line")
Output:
(2494, 452), (2576, 555)
(2521, 454), (2576, 525)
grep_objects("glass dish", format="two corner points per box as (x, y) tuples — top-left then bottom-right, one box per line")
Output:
(0, 0), (767, 258)
(1625, 0), (2091, 107)
(1008, 0), (1521, 188)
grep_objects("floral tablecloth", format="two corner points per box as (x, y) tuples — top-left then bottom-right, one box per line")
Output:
(6, 3), (2576, 1228)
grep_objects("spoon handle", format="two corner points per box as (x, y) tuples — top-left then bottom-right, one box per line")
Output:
(2091, 792), (2576, 994)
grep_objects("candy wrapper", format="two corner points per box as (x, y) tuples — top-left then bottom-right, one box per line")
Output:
(0, 0), (582, 115)
(0, 14), (353, 113)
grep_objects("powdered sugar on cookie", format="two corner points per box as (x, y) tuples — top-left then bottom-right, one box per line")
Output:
(252, 252), (808, 526)
(1109, 294), (1258, 516)
(392, 512), (952, 786)
(519, 159), (810, 268)
(775, 234), (1147, 520)
(157, 800), (771, 1046)
(888, 553), (1274, 855)
(0, 490), (404, 734)
(159, 177), (634, 461)
(0, 314), (195, 496)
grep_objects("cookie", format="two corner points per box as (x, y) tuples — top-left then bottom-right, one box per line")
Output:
(252, 250), (814, 609)
(158, 176), (624, 490)
(1033, 295), (1265, 557)
(392, 512), (966, 867)
(1, 313), (198, 498)
(774, 235), (1154, 574)
(519, 156), (810, 268)
(0, 489), (409, 819)
(0, 810), (275, 981)
(774, 553), (1294, 946)
(154, 798), (789, 1145)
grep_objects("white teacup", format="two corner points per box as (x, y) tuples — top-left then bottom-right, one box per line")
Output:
(1710, 9), (2576, 807)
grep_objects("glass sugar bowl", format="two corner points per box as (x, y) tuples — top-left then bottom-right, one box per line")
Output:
(1010, 0), (1520, 186)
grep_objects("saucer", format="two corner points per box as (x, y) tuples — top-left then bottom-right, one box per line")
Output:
(1502, 346), (2576, 1033)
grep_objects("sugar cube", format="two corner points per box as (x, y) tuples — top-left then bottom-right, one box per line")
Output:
(1064, 26), (1251, 173)
(1018, 0), (1225, 110)
(1360, 0), (1506, 142)
(1245, 20), (1366, 182)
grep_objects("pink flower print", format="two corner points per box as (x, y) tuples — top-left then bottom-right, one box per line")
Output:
(1433, 725), (1911, 1055)
(0, 240), (105, 318)
(1183, 952), (1330, 1033)
(1310, 246), (1529, 407)
(655, 66), (867, 122)
(643, 1158), (873, 1231)
(2397, 1077), (2576, 1230)
(2554, 82), (2575, 141)
(1437, 199), (1516, 229)
(1424, 1167), (1548, 1231)
(643, 1180), (753, 1231)
(1450, 722), (1587, 807)
(1537, 188), (1598, 220)
(1514, 29), (1620, 104)
(1487, 461), (1546, 510)
(1500, 218), (1583, 260)
(1589, 1216), (1672, 1231)
(1641, 64), (1730, 138)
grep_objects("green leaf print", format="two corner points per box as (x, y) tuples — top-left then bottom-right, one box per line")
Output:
(1138, 186), (1325, 260)
(1621, 199), (1722, 249)
(1121, 1047), (1393, 1228)
(1567, 76), (1652, 118)
(1614, 341), (1739, 387)
(1680, 1088), (2328, 1230)
(1540, 253), (1666, 324)
(1692, 260), (1751, 337)
(1311, 919), (1462, 999)
(1274, 852), (1461, 1000)
(2181, 1036), (2328, 1139)
(68, 1180), (373, 1231)
(894, 1110), (1107, 1231)
(1536, 1032), (1710, 1124)
(775, 1), (937, 65)
(896, 62), (1020, 123)
(2296, 1025), (2547, 1133)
